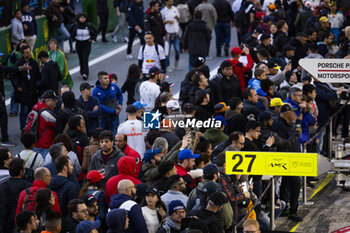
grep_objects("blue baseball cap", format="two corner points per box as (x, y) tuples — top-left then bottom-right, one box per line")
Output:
(76, 220), (101, 233)
(143, 148), (162, 163)
(178, 149), (200, 160)
(133, 101), (147, 111)
(214, 115), (227, 126)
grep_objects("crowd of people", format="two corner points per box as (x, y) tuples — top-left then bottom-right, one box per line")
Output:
(1, 0), (350, 232)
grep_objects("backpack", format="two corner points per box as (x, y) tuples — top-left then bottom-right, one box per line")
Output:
(141, 44), (160, 60)
(234, 1), (252, 29)
(18, 152), (39, 183)
(177, 4), (191, 24)
(22, 188), (37, 212)
(24, 106), (48, 141)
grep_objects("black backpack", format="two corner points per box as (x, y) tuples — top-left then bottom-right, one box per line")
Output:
(234, 1), (252, 29)
(18, 152), (39, 183)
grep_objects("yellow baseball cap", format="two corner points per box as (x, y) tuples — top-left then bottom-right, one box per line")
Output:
(270, 98), (285, 107)
(319, 16), (329, 23)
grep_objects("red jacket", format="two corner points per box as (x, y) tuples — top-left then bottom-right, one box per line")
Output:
(33, 101), (56, 149)
(105, 156), (142, 205)
(228, 54), (254, 92)
(123, 144), (141, 176)
(16, 180), (61, 216)
(175, 164), (196, 192)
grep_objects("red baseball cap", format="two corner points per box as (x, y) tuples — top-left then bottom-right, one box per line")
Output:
(86, 170), (105, 184)
(231, 47), (244, 55)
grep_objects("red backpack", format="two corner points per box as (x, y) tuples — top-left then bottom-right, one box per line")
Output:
(24, 105), (48, 141)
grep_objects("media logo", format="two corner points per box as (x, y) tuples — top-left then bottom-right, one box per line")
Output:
(143, 110), (162, 129)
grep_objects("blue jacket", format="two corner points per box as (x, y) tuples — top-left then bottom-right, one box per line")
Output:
(49, 175), (79, 216)
(22, 11), (37, 36)
(128, 0), (144, 28)
(78, 95), (101, 135)
(314, 82), (338, 126)
(109, 193), (148, 233)
(248, 78), (266, 96)
(299, 112), (316, 143)
(92, 81), (123, 116)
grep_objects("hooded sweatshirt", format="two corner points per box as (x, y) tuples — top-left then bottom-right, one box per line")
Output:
(105, 156), (141, 205)
(203, 128), (228, 148)
(107, 208), (127, 233)
(109, 193), (147, 233)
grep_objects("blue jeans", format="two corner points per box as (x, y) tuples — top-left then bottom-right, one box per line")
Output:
(33, 147), (49, 160)
(166, 33), (180, 67)
(99, 115), (119, 136)
(258, 200), (286, 230)
(214, 22), (231, 54)
(19, 104), (30, 130)
(55, 23), (70, 51)
(10, 88), (19, 114)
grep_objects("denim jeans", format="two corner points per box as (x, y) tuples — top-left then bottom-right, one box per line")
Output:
(258, 200), (286, 230)
(214, 22), (231, 54)
(166, 33), (180, 67)
(99, 115), (119, 136)
(55, 23), (70, 51)
(19, 104), (31, 130)
(10, 88), (19, 114)
(33, 147), (49, 160)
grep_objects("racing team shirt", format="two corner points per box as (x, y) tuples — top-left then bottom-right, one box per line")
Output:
(138, 44), (165, 74)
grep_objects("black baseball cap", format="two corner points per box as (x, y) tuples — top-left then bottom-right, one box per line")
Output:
(149, 67), (162, 77)
(280, 103), (294, 113)
(126, 104), (137, 113)
(41, 90), (59, 100)
(80, 82), (94, 91)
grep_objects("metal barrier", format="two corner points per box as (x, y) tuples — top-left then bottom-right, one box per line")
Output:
(236, 96), (349, 232)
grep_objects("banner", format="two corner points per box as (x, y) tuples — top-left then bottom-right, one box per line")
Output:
(225, 151), (318, 177)
(0, 0), (13, 27)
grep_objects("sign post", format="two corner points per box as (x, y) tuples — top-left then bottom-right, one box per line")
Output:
(299, 59), (350, 83)
(225, 151), (318, 176)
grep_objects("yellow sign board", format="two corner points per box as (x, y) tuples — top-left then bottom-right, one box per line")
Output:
(225, 151), (318, 176)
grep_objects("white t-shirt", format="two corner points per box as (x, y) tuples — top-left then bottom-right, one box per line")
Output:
(138, 44), (166, 74)
(161, 6), (180, 33)
(140, 81), (160, 110)
(16, 150), (44, 170)
(141, 206), (160, 233)
(117, 119), (146, 158)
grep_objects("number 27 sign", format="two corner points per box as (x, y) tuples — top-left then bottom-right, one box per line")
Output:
(225, 151), (317, 177)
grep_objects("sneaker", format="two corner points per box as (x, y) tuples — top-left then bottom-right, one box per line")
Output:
(216, 52), (221, 57)
(124, 37), (129, 43)
(280, 210), (289, 217)
(224, 47), (229, 56)
(166, 67), (173, 73)
(82, 74), (88, 80)
(112, 35), (117, 43)
(1, 141), (16, 147)
(102, 38), (110, 43)
(288, 213), (303, 222)
(126, 54), (133, 60)
(9, 112), (17, 117)
(174, 60), (179, 69)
